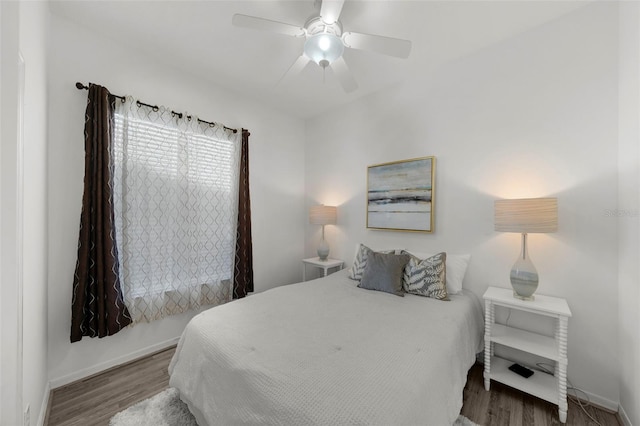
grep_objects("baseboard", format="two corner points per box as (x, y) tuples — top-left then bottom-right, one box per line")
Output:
(37, 382), (50, 426)
(570, 388), (619, 413)
(49, 337), (180, 389)
(618, 402), (632, 426)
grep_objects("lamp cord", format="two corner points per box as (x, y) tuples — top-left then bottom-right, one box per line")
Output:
(534, 363), (603, 426)
(501, 314), (600, 424)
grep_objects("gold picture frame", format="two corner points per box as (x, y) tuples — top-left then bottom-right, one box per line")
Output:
(366, 156), (435, 233)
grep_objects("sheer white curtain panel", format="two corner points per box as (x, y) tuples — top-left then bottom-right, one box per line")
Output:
(112, 97), (241, 323)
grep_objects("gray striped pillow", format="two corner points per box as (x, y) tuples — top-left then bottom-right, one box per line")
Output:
(401, 251), (448, 300)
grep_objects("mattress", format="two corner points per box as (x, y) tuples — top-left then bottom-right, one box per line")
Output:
(169, 269), (484, 426)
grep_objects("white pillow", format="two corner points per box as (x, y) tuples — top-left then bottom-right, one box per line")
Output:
(402, 251), (471, 294)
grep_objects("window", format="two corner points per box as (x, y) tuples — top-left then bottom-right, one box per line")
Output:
(111, 99), (240, 323)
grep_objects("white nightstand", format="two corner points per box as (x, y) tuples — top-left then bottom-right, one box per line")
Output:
(483, 286), (572, 423)
(302, 258), (344, 281)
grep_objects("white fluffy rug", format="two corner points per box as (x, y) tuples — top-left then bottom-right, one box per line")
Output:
(109, 388), (196, 426)
(110, 387), (481, 426)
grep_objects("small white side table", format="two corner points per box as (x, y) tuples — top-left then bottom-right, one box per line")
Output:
(483, 286), (572, 423)
(302, 258), (344, 281)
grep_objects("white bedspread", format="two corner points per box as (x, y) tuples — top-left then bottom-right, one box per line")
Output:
(169, 270), (484, 426)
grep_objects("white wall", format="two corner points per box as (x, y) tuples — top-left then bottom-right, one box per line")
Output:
(20, 1), (50, 424)
(1, 2), (22, 424)
(305, 2), (621, 407)
(47, 13), (306, 385)
(618, 2), (640, 425)
(1, 2), (50, 425)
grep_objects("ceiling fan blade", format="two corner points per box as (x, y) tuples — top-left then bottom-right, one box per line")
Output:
(320, 0), (345, 25)
(331, 57), (358, 93)
(277, 55), (311, 86)
(232, 14), (305, 37)
(342, 31), (412, 59)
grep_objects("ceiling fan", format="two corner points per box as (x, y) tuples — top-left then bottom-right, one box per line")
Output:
(232, 0), (412, 93)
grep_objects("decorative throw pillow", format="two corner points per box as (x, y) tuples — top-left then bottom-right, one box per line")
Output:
(401, 251), (470, 294)
(348, 244), (372, 281)
(358, 251), (410, 297)
(348, 244), (395, 281)
(402, 251), (449, 300)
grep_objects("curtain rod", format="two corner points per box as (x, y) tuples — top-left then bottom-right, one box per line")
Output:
(75, 82), (240, 134)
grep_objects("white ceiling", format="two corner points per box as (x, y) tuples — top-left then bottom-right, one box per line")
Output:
(50, 0), (591, 119)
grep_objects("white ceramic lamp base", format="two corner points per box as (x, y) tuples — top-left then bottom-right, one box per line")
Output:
(317, 225), (330, 260)
(510, 233), (538, 301)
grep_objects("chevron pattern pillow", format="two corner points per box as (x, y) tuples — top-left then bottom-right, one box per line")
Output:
(401, 251), (449, 300)
(348, 244), (395, 281)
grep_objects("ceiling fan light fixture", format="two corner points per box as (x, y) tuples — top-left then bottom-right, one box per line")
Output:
(304, 33), (344, 68)
(232, 1), (412, 92)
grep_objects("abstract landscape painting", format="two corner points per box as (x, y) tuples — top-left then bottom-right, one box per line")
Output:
(367, 157), (435, 232)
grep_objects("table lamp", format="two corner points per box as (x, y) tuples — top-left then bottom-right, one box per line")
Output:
(309, 205), (337, 261)
(494, 197), (557, 300)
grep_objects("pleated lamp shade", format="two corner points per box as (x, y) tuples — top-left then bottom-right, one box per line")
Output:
(494, 198), (558, 233)
(309, 205), (337, 225)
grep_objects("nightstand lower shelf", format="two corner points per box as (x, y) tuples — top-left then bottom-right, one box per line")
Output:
(488, 356), (558, 405)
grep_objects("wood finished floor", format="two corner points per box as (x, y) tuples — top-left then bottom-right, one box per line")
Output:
(46, 345), (621, 426)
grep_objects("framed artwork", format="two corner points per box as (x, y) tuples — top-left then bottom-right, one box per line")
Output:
(366, 156), (435, 233)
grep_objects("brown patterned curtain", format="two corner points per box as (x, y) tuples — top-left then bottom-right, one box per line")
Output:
(233, 129), (254, 298)
(71, 84), (132, 342)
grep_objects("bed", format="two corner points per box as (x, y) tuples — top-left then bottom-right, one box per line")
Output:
(169, 260), (484, 426)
